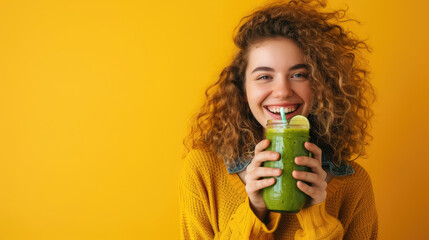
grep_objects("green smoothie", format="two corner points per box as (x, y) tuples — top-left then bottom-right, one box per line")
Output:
(262, 121), (310, 213)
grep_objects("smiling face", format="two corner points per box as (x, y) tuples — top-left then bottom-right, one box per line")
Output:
(244, 37), (313, 129)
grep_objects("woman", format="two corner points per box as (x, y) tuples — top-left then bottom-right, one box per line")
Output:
(179, 0), (377, 239)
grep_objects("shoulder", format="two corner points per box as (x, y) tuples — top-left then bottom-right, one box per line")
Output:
(334, 162), (378, 237)
(182, 149), (221, 174)
(342, 161), (374, 193)
(180, 149), (224, 184)
(179, 149), (227, 198)
(348, 161), (372, 182)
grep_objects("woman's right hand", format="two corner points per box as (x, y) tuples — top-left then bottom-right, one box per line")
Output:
(244, 139), (282, 221)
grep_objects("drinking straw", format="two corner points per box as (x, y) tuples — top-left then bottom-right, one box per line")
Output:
(280, 107), (287, 123)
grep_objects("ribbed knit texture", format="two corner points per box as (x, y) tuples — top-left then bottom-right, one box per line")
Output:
(179, 150), (378, 239)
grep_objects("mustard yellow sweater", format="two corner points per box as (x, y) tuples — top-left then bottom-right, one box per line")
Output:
(179, 150), (378, 239)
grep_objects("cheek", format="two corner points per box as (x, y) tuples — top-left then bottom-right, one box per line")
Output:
(300, 83), (314, 104)
(245, 84), (265, 107)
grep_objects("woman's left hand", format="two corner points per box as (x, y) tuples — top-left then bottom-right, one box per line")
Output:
(292, 141), (328, 207)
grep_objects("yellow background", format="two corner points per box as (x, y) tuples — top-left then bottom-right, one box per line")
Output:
(1, 0), (428, 239)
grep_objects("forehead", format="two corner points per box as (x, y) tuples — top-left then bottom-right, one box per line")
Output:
(246, 38), (305, 69)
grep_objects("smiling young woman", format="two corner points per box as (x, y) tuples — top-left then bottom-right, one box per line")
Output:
(180, 0), (377, 239)
(244, 38), (314, 126)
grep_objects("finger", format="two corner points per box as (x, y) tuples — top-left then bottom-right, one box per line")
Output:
(292, 171), (327, 188)
(294, 156), (326, 177)
(255, 139), (270, 154)
(246, 178), (276, 193)
(247, 151), (279, 171)
(305, 142), (322, 162)
(297, 180), (326, 204)
(247, 167), (282, 181)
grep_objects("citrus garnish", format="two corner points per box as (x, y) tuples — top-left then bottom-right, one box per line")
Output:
(289, 115), (310, 129)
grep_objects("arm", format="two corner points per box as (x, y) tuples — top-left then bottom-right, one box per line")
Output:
(224, 198), (281, 240)
(295, 201), (344, 239)
(294, 159), (378, 240)
(292, 142), (345, 239)
(343, 171), (378, 240)
(179, 181), (214, 239)
(178, 150), (282, 240)
(179, 185), (281, 240)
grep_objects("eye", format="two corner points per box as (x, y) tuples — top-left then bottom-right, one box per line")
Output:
(256, 75), (272, 80)
(291, 72), (308, 79)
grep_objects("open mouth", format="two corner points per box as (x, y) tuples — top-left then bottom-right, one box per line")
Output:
(264, 104), (300, 116)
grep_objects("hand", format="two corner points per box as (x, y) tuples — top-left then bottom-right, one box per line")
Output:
(244, 139), (282, 221)
(292, 142), (328, 207)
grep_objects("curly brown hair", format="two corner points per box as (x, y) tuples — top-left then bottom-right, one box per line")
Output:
(183, 0), (375, 167)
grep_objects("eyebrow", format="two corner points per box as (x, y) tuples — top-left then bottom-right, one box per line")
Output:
(251, 63), (309, 73)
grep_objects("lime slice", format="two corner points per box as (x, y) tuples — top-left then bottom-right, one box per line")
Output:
(289, 115), (310, 129)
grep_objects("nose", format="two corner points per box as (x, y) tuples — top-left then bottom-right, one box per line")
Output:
(272, 77), (294, 99)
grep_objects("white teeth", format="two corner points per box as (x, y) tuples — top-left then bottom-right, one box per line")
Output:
(267, 106), (297, 114)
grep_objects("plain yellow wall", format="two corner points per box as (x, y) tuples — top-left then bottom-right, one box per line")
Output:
(1, 0), (428, 239)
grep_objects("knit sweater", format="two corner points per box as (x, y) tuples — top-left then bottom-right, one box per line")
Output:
(179, 150), (378, 239)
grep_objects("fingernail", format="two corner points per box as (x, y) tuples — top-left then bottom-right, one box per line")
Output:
(294, 157), (299, 163)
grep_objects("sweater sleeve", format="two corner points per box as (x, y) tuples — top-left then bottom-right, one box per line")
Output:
(179, 180), (214, 239)
(178, 151), (282, 240)
(294, 164), (378, 240)
(295, 201), (344, 239)
(220, 197), (281, 239)
(179, 184), (281, 239)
